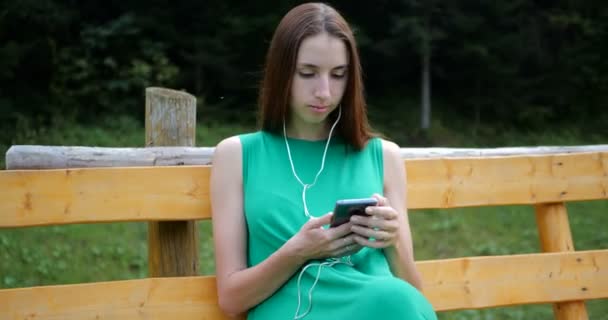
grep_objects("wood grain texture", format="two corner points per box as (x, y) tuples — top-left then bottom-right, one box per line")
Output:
(144, 87), (196, 148)
(535, 203), (588, 319)
(147, 220), (199, 277)
(2, 152), (607, 227)
(0, 276), (242, 320)
(406, 152), (608, 209)
(7, 145), (608, 170)
(1, 250), (606, 318)
(417, 250), (608, 311)
(536, 203), (576, 253)
(145, 87), (199, 277)
(6, 145), (215, 169)
(0, 166), (210, 227)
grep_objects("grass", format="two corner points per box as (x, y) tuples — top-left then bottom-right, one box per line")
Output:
(1, 109), (607, 319)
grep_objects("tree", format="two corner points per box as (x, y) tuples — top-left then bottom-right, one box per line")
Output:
(391, 0), (445, 130)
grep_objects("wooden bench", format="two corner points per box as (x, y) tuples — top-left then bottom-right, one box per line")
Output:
(1, 150), (607, 319)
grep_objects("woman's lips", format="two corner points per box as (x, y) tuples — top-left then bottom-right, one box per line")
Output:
(309, 105), (329, 113)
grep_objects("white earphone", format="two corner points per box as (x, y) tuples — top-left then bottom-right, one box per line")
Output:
(283, 106), (342, 219)
(282, 106), (355, 319)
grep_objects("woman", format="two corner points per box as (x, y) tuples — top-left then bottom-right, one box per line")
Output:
(210, 3), (437, 319)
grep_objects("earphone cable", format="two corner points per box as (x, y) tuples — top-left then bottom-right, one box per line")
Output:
(283, 107), (342, 219)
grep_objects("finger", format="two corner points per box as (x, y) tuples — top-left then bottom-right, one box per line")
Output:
(328, 221), (355, 239)
(365, 206), (398, 220)
(305, 212), (333, 229)
(351, 225), (395, 241)
(330, 234), (357, 251)
(354, 235), (391, 249)
(350, 215), (398, 232)
(371, 193), (389, 207)
(334, 243), (363, 257)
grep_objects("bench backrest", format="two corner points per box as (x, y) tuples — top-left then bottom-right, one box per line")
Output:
(1, 151), (607, 319)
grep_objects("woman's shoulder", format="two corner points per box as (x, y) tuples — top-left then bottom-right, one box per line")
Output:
(376, 138), (402, 170)
(378, 138), (400, 156)
(213, 136), (242, 165)
(215, 131), (264, 151)
(362, 137), (400, 156)
(214, 131), (273, 160)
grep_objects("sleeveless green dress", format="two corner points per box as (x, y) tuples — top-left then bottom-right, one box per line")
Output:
(240, 131), (437, 320)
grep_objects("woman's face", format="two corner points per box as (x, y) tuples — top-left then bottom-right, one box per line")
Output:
(289, 32), (349, 127)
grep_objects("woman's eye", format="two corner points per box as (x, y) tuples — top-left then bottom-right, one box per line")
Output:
(332, 72), (346, 79)
(298, 71), (315, 78)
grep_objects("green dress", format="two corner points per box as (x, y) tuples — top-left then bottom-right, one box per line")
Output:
(240, 131), (437, 320)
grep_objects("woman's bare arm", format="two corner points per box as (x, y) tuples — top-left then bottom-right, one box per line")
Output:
(381, 139), (424, 290)
(211, 137), (306, 316)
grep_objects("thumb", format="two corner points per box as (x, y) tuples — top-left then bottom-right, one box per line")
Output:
(304, 212), (333, 229)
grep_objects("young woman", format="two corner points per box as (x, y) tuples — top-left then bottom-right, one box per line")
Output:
(210, 3), (437, 319)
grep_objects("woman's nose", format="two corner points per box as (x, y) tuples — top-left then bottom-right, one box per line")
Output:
(314, 75), (331, 100)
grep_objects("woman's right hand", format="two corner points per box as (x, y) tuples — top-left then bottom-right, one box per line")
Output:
(285, 212), (362, 262)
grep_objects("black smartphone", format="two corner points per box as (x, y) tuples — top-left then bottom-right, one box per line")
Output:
(329, 198), (378, 228)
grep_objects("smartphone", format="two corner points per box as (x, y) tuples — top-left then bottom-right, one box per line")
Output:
(330, 198), (378, 228)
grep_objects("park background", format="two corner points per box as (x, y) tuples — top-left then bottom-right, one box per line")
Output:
(1, 1), (607, 319)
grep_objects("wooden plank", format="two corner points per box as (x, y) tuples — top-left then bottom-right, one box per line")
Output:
(397, 145), (608, 159)
(5, 145), (215, 169)
(418, 250), (608, 311)
(406, 151), (608, 209)
(535, 203), (588, 319)
(8, 145), (608, 170)
(2, 152), (607, 227)
(0, 276), (243, 320)
(0, 166), (211, 227)
(0, 251), (606, 318)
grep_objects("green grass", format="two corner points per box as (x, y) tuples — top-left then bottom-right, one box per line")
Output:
(1, 112), (607, 319)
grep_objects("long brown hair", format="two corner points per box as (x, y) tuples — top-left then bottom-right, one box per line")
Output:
(258, 2), (374, 150)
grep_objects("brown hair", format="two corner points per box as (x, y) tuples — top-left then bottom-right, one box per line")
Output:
(258, 2), (374, 150)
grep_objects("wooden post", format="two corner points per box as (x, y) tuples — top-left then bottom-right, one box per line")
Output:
(535, 203), (588, 320)
(145, 87), (199, 277)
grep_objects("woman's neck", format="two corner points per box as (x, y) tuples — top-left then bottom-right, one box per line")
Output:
(285, 121), (331, 141)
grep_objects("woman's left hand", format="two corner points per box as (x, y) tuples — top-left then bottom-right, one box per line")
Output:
(349, 194), (400, 248)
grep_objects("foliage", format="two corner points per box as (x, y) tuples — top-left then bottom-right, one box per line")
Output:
(1, 0), (607, 138)
(51, 13), (179, 120)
